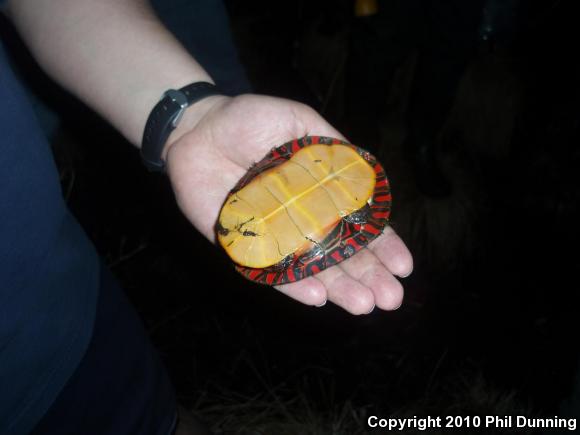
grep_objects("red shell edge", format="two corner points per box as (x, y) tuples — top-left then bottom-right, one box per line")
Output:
(220, 135), (391, 285)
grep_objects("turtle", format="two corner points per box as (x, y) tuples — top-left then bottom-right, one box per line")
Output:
(216, 135), (391, 285)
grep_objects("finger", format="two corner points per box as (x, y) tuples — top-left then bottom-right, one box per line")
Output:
(368, 227), (414, 278)
(339, 249), (404, 310)
(314, 266), (375, 315)
(275, 276), (327, 307)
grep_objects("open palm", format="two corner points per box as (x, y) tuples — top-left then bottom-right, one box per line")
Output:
(166, 94), (413, 314)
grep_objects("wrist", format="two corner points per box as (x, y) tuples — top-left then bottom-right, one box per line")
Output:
(140, 82), (228, 172)
(162, 94), (230, 161)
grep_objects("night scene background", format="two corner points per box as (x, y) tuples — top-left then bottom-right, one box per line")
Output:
(2, 0), (579, 433)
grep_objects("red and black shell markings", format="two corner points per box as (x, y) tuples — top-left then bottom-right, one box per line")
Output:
(218, 135), (391, 285)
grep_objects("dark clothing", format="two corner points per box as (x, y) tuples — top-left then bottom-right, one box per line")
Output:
(1, 1), (248, 432)
(31, 264), (177, 435)
(0, 37), (177, 435)
(151, 0), (252, 96)
(0, 41), (99, 435)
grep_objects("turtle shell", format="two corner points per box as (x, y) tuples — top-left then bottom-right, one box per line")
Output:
(216, 136), (391, 285)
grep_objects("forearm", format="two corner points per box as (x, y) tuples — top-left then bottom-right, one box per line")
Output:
(5, 0), (212, 146)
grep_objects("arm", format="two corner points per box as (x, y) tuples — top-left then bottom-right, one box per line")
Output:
(5, 0), (413, 314)
(5, 0), (211, 147)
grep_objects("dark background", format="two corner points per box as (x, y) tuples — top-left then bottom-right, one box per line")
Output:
(3, 0), (580, 433)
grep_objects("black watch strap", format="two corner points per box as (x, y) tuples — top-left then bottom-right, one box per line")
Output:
(141, 81), (221, 172)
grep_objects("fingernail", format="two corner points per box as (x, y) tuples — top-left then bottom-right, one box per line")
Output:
(399, 269), (413, 278)
(392, 300), (403, 310)
(365, 303), (376, 314)
(315, 300), (327, 307)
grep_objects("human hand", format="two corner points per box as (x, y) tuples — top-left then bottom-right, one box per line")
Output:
(166, 94), (413, 314)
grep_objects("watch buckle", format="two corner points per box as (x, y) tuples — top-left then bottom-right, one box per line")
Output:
(164, 89), (189, 127)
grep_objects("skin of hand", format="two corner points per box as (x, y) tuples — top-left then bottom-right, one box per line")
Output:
(5, 0), (412, 314)
(166, 94), (414, 315)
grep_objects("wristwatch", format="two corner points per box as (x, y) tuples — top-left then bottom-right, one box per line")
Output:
(141, 81), (221, 172)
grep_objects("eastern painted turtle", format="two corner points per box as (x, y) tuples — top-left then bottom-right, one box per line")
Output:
(216, 136), (391, 285)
